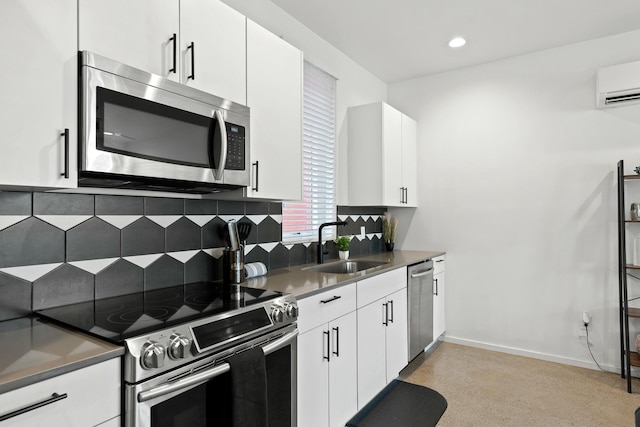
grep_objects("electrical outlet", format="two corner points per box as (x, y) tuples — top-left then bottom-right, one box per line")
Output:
(577, 312), (593, 337)
(577, 325), (593, 337)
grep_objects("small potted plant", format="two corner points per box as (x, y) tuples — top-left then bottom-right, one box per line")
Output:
(335, 235), (351, 260)
(382, 213), (398, 251)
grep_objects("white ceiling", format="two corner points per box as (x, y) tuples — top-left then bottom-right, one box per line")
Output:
(270, 0), (640, 83)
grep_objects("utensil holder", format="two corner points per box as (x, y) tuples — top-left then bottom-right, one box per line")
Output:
(223, 246), (245, 284)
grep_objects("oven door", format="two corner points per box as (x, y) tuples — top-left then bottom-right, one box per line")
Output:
(80, 57), (249, 186)
(126, 326), (297, 427)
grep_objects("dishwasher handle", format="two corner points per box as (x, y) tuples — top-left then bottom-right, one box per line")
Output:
(410, 267), (433, 278)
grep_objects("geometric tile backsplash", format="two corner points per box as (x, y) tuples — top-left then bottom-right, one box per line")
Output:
(0, 191), (386, 320)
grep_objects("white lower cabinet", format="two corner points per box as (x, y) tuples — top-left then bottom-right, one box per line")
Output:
(433, 255), (446, 340)
(356, 268), (408, 409)
(0, 358), (120, 427)
(297, 284), (357, 427)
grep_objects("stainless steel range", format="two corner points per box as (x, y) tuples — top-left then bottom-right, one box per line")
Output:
(38, 282), (298, 427)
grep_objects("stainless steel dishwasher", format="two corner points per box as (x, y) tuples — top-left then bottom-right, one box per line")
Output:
(408, 260), (434, 361)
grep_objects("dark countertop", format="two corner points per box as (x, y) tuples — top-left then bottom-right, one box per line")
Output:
(0, 250), (442, 394)
(243, 250), (445, 299)
(0, 316), (124, 394)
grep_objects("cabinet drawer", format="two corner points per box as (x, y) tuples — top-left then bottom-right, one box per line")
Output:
(357, 268), (407, 309)
(297, 283), (356, 334)
(433, 255), (445, 274)
(0, 358), (120, 427)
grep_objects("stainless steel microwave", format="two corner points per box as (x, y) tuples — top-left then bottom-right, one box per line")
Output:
(79, 51), (250, 193)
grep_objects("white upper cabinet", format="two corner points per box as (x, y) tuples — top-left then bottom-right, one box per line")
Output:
(79, 0), (246, 104)
(79, 0), (179, 79)
(0, 0), (77, 189)
(179, 0), (246, 104)
(401, 113), (418, 206)
(246, 19), (303, 201)
(348, 101), (418, 207)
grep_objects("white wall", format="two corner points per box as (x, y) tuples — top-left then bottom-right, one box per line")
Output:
(388, 30), (640, 370)
(222, 0), (387, 205)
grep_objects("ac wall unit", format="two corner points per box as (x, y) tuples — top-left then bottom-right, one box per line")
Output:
(597, 60), (640, 109)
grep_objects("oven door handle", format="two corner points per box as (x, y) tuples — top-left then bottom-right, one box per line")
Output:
(137, 329), (298, 403)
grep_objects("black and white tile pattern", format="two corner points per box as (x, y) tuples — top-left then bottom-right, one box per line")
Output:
(0, 191), (386, 320)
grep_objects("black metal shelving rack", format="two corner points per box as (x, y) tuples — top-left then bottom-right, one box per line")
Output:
(617, 159), (638, 393)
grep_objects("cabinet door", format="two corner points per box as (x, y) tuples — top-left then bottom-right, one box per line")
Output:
(357, 299), (387, 409)
(298, 325), (329, 427)
(328, 311), (358, 427)
(401, 114), (418, 207)
(385, 288), (408, 383)
(79, 0), (179, 80)
(0, 0), (77, 189)
(433, 270), (446, 339)
(382, 103), (403, 206)
(180, 0), (246, 104)
(246, 19), (303, 201)
(0, 359), (120, 427)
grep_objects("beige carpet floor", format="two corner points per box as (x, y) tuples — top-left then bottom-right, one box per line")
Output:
(400, 342), (640, 427)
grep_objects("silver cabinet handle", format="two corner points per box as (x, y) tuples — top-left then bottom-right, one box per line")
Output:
(389, 299), (394, 323)
(138, 330), (297, 402)
(411, 268), (433, 278)
(213, 109), (227, 181)
(332, 327), (340, 357)
(433, 278), (439, 296)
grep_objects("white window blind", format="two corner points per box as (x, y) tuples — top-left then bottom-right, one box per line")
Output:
(282, 62), (337, 243)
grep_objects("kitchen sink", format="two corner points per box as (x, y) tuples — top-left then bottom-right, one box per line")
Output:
(304, 260), (388, 274)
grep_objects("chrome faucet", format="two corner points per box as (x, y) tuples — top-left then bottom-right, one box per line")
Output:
(317, 221), (348, 264)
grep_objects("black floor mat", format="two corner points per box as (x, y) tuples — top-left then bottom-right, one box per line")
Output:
(346, 380), (447, 427)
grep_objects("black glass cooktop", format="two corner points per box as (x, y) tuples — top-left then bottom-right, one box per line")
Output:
(36, 282), (282, 344)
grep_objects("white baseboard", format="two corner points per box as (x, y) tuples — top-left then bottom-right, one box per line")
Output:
(442, 335), (621, 374)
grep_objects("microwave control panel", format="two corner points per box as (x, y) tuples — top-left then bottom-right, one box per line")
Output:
(225, 124), (245, 171)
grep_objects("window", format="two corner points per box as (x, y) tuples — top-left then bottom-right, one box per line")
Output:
(282, 62), (337, 243)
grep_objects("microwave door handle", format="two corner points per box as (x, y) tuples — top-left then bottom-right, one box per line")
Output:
(212, 109), (227, 181)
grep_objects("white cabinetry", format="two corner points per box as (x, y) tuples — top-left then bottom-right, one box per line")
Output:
(297, 284), (358, 427)
(356, 268), (408, 408)
(246, 20), (303, 201)
(0, 0), (77, 189)
(79, 0), (246, 104)
(348, 101), (417, 207)
(0, 358), (120, 427)
(79, 0), (179, 79)
(433, 255), (446, 340)
(177, 0), (246, 103)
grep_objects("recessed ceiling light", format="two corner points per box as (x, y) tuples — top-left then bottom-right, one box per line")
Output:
(448, 37), (466, 48)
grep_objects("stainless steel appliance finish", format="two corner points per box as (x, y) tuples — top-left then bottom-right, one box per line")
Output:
(122, 290), (298, 384)
(408, 260), (434, 361)
(38, 282), (298, 426)
(129, 324), (297, 427)
(79, 51), (250, 193)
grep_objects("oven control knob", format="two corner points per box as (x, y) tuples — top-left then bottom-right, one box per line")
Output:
(271, 305), (285, 323)
(141, 341), (165, 370)
(168, 333), (191, 360)
(285, 303), (299, 319)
